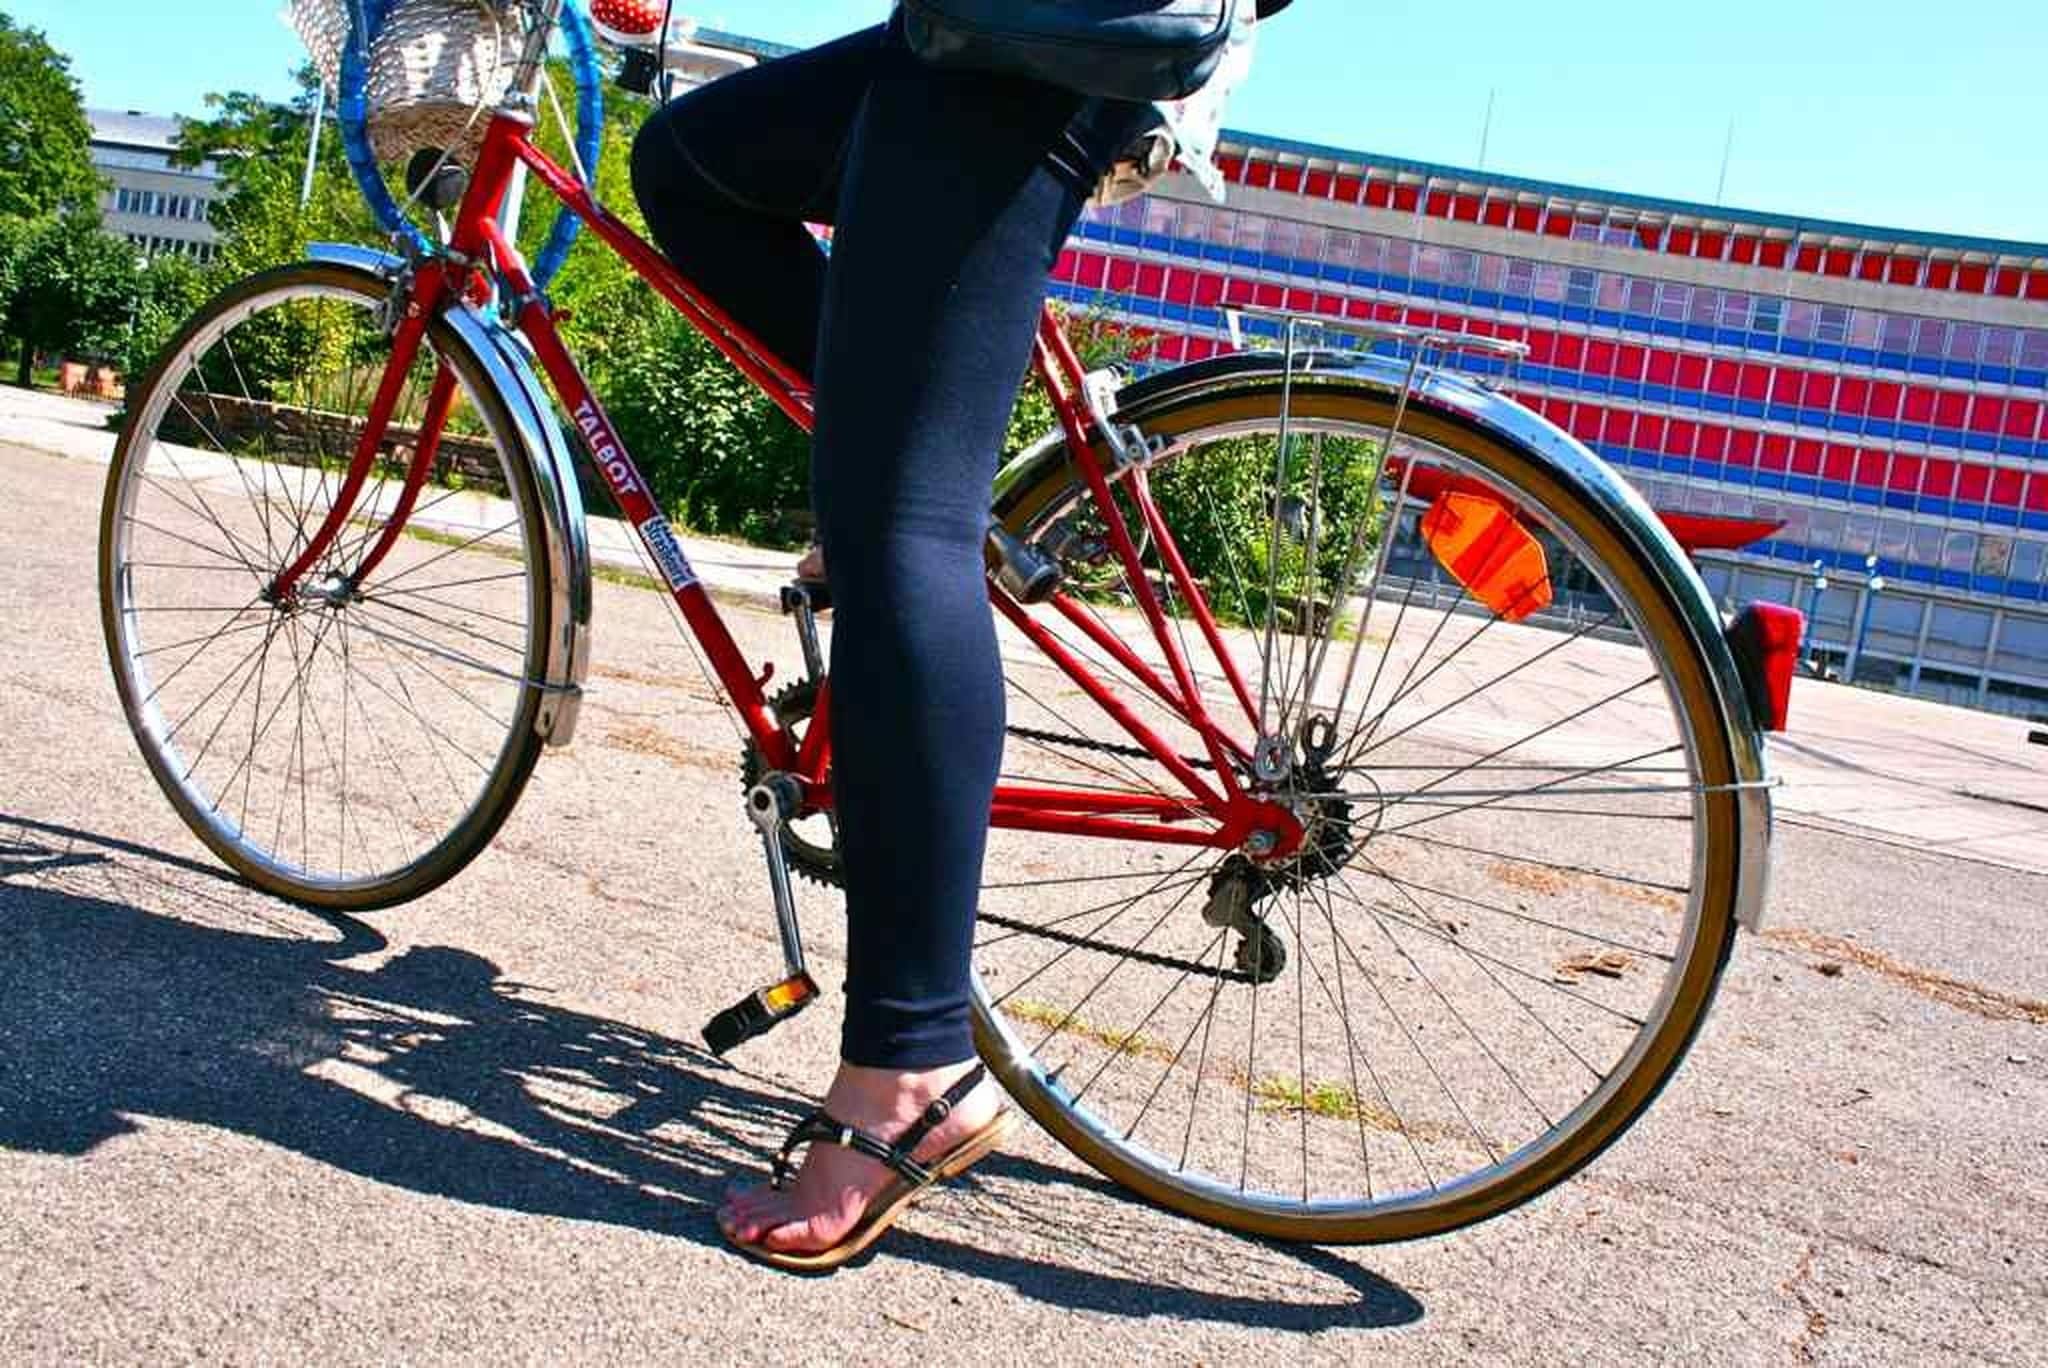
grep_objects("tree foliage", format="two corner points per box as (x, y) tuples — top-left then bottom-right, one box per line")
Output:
(177, 74), (378, 281)
(0, 13), (100, 219)
(117, 251), (212, 380)
(1, 213), (137, 384)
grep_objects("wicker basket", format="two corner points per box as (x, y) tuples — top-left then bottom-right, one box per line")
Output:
(288, 0), (520, 163)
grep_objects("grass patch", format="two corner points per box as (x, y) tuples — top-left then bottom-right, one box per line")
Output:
(1252, 1075), (1411, 1133)
(999, 998), (1174, 1063)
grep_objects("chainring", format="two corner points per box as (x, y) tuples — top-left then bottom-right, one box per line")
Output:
(739, 677), (844, 887)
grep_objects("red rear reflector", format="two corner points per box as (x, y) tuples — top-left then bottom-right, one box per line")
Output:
(1725, 602), (1802, 732)
(1421, 492), (1553, 623)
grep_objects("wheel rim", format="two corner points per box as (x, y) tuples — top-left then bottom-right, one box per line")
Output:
(972, 388), (1739, 1238)
(103, 276), (547, 899)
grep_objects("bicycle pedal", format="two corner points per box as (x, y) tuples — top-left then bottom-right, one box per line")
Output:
(780, 580), (832, 615)
(703, 971), (820, 1057)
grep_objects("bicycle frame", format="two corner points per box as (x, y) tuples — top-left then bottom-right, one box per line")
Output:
(269, 104), (1307, 861)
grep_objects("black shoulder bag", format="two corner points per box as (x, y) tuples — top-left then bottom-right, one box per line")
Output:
(903, 1), (1281, 103)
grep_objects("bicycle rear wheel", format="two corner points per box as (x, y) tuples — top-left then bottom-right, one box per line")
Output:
(100, 262), (552, 910)
(969, 369), (1745, 1243)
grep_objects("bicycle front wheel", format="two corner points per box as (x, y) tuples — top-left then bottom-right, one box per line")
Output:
(970, 367), (1745, 1243)
(100, 262), (553, 910)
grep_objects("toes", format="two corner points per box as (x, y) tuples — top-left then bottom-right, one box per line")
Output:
(720, 1180), (778, 1217)
(723, 1191), (797, 1243)
(719, 1179), (775, 1217)
(759, 1210), (841, 1255)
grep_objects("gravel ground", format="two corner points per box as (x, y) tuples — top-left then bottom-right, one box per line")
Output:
(3, 438), (2045, 1365)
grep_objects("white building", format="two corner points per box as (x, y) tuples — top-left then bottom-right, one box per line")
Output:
(88, 109), (221, 262)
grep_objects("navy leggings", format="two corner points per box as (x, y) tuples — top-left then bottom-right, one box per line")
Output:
(631, 22), (1149, 1068)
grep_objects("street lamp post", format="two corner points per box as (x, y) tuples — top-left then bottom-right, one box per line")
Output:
(1800, 559), (1828, 674)
(1844, 554), (1886, 684)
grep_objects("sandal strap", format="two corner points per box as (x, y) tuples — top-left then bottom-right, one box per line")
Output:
(892, 1062), (988, 1158)
(771, 1110), (937, 1190)
(767, 1063), (989, 1190)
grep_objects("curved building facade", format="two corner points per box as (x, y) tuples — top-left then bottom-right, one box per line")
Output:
(1051, 134), (2048, 717)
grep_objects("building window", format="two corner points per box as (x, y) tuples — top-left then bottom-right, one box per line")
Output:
(1925, 602), (1990, 663)
(1982, 327), (2020, 369)
(1992, 617), (2047, 675)
(1978, 534), (2014, 578)
(1948, 322), (1984, 368)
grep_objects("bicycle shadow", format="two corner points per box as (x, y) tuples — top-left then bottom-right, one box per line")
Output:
(0, 814), (1423, 1332)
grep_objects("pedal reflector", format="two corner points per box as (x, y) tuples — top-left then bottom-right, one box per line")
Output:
(1421, 492), (1553, 623)
(703, 971), (820, 1057)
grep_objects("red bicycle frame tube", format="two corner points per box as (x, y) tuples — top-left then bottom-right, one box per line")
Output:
(277, 107), (1294, 856)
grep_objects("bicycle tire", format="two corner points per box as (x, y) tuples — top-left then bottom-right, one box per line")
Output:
(100, 261), (553, 911)
(969, 367), (1745, 1244)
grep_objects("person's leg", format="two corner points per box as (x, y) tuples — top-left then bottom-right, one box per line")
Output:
(628, 25), (885, 380)
(719, 36), (1152, 1253)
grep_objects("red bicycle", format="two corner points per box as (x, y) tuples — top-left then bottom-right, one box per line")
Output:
(100, 0), (1789, 1243)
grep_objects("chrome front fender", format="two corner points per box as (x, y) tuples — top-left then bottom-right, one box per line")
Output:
(307, 243), (592, 746)
(995, 349), (1773, 931)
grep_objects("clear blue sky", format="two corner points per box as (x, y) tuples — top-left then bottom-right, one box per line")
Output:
(13, 0), (2048, 245)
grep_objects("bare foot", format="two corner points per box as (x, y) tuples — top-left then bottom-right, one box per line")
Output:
(718, 1058), (1003, 1256)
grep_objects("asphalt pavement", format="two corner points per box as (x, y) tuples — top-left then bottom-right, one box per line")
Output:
(2, 399), (2045, 1364)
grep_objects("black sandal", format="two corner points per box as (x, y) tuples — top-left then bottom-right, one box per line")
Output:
(721, 1064), (1011, 1271)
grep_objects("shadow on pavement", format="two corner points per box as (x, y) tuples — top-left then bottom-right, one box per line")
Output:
(0, 814), (1423, 1331)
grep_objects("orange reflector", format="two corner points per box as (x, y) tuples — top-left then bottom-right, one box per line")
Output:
(761, 973), (818, 1014)
(1421, 492), (1553, 623)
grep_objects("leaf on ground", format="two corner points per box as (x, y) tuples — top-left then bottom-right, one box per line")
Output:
(1553, 950), (1632, 984)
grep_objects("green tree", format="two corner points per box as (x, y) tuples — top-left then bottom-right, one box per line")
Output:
(522, 74), (813, 541)
(176, 76), (375, 280)
(0, 13), (100, 219)
(117, 250), (210, 380)
(2, 213), (137, 385)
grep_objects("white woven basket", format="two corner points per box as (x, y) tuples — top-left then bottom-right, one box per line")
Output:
(287, 0), (519, 163)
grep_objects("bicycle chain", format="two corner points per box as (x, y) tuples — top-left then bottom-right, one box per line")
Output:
(1004, 723), (1217, 773)
(979, 911), (1256, 984)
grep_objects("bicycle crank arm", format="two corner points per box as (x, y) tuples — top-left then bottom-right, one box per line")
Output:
(706, 774), (820, 1057)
